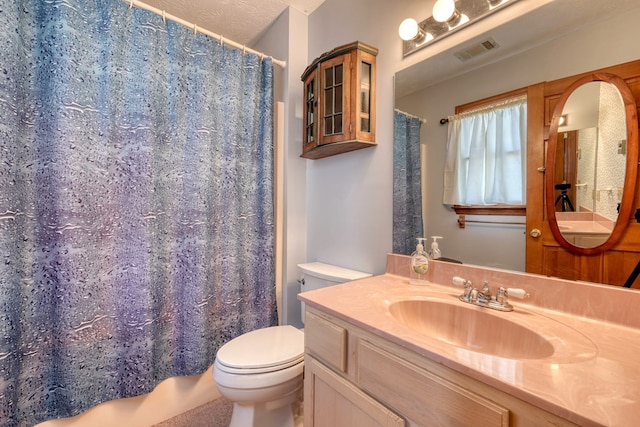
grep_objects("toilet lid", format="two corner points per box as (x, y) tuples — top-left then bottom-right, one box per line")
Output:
(216, 325), (304, 372)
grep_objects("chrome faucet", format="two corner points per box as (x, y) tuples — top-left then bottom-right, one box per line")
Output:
(477, 281), (492, 303)
(452, 276), (529, 312)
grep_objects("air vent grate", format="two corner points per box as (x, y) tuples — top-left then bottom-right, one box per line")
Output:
(454, 38), (500, 62)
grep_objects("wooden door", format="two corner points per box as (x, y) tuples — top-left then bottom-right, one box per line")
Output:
(525, 62), (640, 287)
(552, 131), (577, 212)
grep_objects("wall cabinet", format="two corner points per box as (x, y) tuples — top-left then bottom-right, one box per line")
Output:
(304, 308), (580, 427)
(301, 41), (378, 160)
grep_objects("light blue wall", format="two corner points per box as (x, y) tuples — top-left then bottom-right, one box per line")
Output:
(304, 0), (407, 275)
(258, 0), (640, 324)
(299, 0), (557, 275)
(396, 5), (640, 270)
(255, 8), (310, 326)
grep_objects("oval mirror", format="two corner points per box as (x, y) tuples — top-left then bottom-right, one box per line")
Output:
(546, 73), (638, 255)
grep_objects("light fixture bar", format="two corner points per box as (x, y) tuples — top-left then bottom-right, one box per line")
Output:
(401, 0), (519, 57)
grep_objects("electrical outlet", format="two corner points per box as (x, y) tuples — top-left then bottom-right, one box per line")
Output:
(618, 139), (627, 155)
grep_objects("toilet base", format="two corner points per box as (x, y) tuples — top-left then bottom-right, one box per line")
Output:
(227, 383), (302, 427)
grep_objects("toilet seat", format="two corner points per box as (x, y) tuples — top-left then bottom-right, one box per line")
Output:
(215, 325), (304, 375)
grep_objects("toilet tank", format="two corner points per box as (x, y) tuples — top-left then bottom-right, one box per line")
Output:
(298, 262), (372, 325)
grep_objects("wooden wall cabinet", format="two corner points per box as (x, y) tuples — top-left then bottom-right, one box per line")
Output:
(301, 41), (378, 160)
(304, 308), (580, 427)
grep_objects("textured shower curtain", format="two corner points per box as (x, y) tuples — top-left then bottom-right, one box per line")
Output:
(0, 1), (276, 426)
(393, 110), (423, 255)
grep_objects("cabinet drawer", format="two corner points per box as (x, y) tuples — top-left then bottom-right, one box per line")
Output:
(357, 340), (509, 427)
(305, 311), (348, 372)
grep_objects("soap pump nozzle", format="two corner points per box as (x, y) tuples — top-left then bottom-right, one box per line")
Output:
(429, 236), (442, 259)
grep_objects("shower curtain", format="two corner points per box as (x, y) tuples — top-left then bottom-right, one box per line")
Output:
(393, 110), (423, 255)
(0, 1), (276, 426)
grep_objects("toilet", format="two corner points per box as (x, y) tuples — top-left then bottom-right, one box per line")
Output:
(212, 262), (371, 427)
(298, 262), (373, 323)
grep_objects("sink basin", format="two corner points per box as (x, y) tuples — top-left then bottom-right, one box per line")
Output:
(389, 299), (556, 359)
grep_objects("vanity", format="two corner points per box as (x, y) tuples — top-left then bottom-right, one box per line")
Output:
(555, 212), (614, 248)
(299, 254), (640, 426)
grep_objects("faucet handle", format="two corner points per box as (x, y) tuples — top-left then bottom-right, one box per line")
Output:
(506, 288), (529, 299)
(452, 276), (470, 287)
(453, 276), (475, 301)
(480, 281), (491, 294)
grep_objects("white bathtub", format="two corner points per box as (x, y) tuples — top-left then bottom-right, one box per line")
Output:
(35, 366), (221, 427)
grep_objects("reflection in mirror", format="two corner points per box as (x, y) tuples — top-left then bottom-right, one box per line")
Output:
(575, 127), (597, 213)
(392, 110), (424, 255)
(393, 0), (640, 285)
(553, 127), (598, 213)
(546, 73), (638, 255)
(552, 82), (627, 248)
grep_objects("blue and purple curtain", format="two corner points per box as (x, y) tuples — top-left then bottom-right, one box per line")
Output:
(393, 110), (423, 255)
(0, 1), (276, 425)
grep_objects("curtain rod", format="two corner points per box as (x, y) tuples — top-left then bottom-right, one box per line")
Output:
(441, 94), (527, 125)
(124, 0), (286, 68)
(394, 108), (426, 123)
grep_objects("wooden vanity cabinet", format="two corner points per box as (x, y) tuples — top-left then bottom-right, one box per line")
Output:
(301, 41), (377, 160)
(304, 308), (580, 427)
(304, 311), (405, 426)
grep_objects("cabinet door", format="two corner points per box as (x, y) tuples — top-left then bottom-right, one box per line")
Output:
(353, 49), (376, 143)
(302, 69), (319, 155)
(357, 340), (509, 427)
(318, 54), (352, 145)
(304, 357), (405, 427)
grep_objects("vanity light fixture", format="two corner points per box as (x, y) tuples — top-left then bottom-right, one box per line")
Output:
(432, 0), (465, 27)
(399, 0), (519, 57)
(398, 18), (428, 43)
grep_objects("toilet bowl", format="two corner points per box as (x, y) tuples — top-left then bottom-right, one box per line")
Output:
(213, 263), (371, 427)
(213, 325), (304, 427)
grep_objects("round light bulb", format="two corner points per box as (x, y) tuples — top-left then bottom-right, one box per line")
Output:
(432, 0), (456, 23)
(398, 18), (419, 41)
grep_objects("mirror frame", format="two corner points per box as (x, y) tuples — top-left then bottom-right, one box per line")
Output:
(546, 72), (639, 255)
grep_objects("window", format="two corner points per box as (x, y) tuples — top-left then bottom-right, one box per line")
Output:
(443, 96), (527, 207)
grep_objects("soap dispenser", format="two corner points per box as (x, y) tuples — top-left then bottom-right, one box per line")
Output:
(428, 236), (442, 260)
(409, 238), (429, 285)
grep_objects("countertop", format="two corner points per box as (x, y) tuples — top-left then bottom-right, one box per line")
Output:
(557, 220), (612, 235)
(299, 263), (640, 427)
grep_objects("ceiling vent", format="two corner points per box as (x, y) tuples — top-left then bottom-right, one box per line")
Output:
(454, 38), (500, 62)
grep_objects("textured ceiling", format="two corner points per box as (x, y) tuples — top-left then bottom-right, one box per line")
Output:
(137, 0), (325, 47)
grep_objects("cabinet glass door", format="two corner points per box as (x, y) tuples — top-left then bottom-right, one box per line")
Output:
(323, 64), (344, 137)
(305, 75), (316, 145)
(360, 62), (372, 133)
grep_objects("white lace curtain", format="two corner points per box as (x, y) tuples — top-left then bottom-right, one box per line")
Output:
(443, 97), (527, 205)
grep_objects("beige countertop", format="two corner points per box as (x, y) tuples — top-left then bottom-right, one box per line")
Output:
(299, 256), (640, 427)
(557, 220), (612, 235)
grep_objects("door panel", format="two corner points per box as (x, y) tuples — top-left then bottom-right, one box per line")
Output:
(526, 61), (640, 288)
